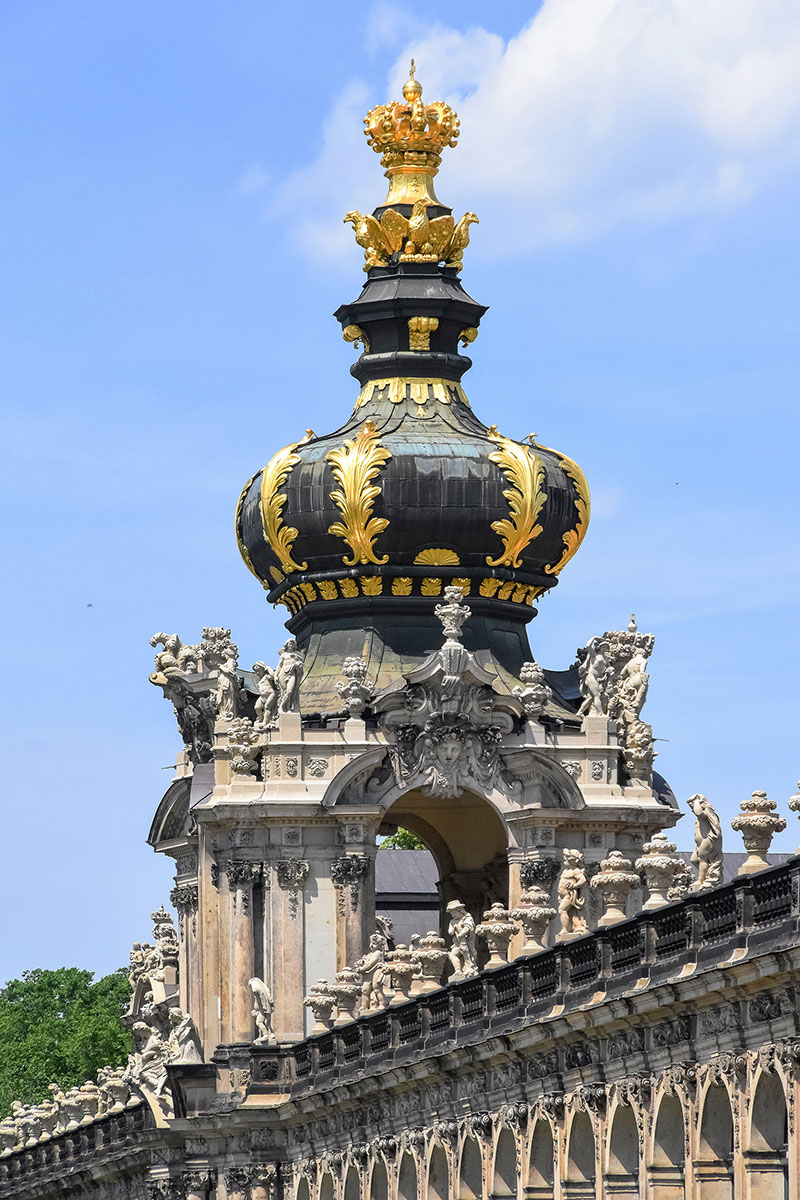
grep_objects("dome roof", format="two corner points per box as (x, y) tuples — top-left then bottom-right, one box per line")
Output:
(235, 69), (590, 640)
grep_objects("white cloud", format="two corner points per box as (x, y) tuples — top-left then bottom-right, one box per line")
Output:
(268, 0), (800, 259)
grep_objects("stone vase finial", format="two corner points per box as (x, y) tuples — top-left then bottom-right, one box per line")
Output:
(410, 932), (448, 994)
(476, 903), (520, 967)
(635, 832), (686, 910)
(590, 851), (640, 926)
(303, 980), (337, 1034)
(387, 945), (419, 1005)
(510, 886), (557, 954)
(329, 969), (361, 1026)
(731, 790), (786, 875)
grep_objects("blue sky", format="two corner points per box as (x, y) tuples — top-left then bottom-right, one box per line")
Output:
(1, 0), (799, 984)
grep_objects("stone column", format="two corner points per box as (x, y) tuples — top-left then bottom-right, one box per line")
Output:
(225, 860), (259, 1044)
(198, 837), (221, 1052)
(272, 857), (310, 1041)
(331, 853), (371, 971)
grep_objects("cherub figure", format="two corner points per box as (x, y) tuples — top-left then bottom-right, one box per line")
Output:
(354, 934), (389, 1011)
(557, 849), (588, 936)
(249, 977), (276, 1046)
(576, 638), (610, 717)
(446, 900), (478, 980)
(688, 793), (723, 890)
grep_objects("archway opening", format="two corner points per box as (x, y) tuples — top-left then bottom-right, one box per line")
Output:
(565, 1111), (595, 1198)
(697, 1086), (734, 1200)
(492, 1128), (517, 1197)
(458, 1136), (483, 1200)
(428, 1145), (449, 1200)
(605, 1105), (639, 1195)
(398, 1154), (418, 1200)
(379, 788), (509, 941)
(369, 1161), (389, 1200)
(649, 1093), (686, 1199)
(746, 1072), (788, 1199)
(296, 1179), (311, 1200)
(527, 1120), (554, 1199)
(320, 1175), (335, 1200)
(344, 1167), (360, 1200)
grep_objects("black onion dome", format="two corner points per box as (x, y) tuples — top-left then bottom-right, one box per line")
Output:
(236, 262), (589, 621)
(235, 69), (591, 709)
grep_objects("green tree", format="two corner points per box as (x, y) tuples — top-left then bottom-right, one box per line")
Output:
(380, 828), (426, 849)
(0, 967), (131, 1117)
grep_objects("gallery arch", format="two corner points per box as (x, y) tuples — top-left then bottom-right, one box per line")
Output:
(696, 1085), (734, 1200)
(650, 1092), (686, 1199)
(565, 1110), (596, 1199)
(605, 1104), (639, 1195)
(457, 1136), (483, 1200)
(526, 1120), (555, 1200)
(745, 1070), (789, 1199)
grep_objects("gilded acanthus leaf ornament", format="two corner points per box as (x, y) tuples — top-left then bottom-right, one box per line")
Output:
(486, 433), (548, 569)
(259, 431), (314, 575)
(539, 444), (591, 576)
(327, 420), (392, 566)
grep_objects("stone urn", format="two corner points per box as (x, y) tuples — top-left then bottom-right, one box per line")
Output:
(410, 932), (448, 994)
(329, 969), (361, 1026)
(590, 851), (640, 926)
(510, 886), (556, 954)
(786, 782), (800, 852)
(303, 980), (337, 1034)
(63, 1090), (85, 1131)
(635, 832), (687, 910)
(387, 945), (419, 1005)
(476, 904), (520, 967)
(732, 790), (786, 874)
(0, 1118), (18, 1155)
(34, 1104), (58, 1141)
(77, 1084), (101, 1124)
(98, 1067), (130, 1113)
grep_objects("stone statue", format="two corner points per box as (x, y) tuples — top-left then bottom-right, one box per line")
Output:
(446, 900), (478, 981)
(276, 638), (305, 713)
(576, 638), (610, 717)
(687, 793), (723, 890)
(252, 661), (279, 728)
(353, 933), (390, 1011)
(150, 633), (198, 679)
(125, 1018), (170, 1098)
(513, 661), (552, 718)
(557, 849), (588, 937)
(375, 913), (395, 950)
(249, 977), (277, 1046)
(168, 1007), (203, 1063)
(623, 719), (655, 785)
(614, 649), (650, 729)
(215, 645), (240, 721)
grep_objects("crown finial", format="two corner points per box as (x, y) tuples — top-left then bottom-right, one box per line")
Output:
(345, 67), (478, 272)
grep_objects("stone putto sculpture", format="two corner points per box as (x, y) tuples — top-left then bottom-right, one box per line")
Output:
(446, 899), (478, 981)
(576, 637), (610, 717)
(557, 849), (589, 938)
(731, 790), (786, 875)
(687, 793), (724, 890)
(512, 660), (553, 718)
(249, 977), (277, 1045)
(353, 933), (390, 1010)
(788, 782), (800, 851)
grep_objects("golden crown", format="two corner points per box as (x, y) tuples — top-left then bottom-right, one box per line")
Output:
(364, 61), (460, 170)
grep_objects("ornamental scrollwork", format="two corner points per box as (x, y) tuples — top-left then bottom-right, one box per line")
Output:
(326, 420), (392, 566)
(485, 430), (547, 569)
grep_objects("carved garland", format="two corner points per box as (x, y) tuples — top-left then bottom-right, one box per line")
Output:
(485, 431), (547, 569)
(327, 420), (392, 566)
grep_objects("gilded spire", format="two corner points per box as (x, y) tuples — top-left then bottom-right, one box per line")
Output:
(344, 63), (478, 271)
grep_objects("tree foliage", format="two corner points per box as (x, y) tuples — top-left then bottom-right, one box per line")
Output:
(0, 967), (131, 1117)
(380, 827), (427, 850)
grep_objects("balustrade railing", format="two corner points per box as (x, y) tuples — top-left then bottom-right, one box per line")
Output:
(249, 856), (800, 1094)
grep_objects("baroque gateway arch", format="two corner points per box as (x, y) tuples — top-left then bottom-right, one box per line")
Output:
(3, 64), (799, 1200)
